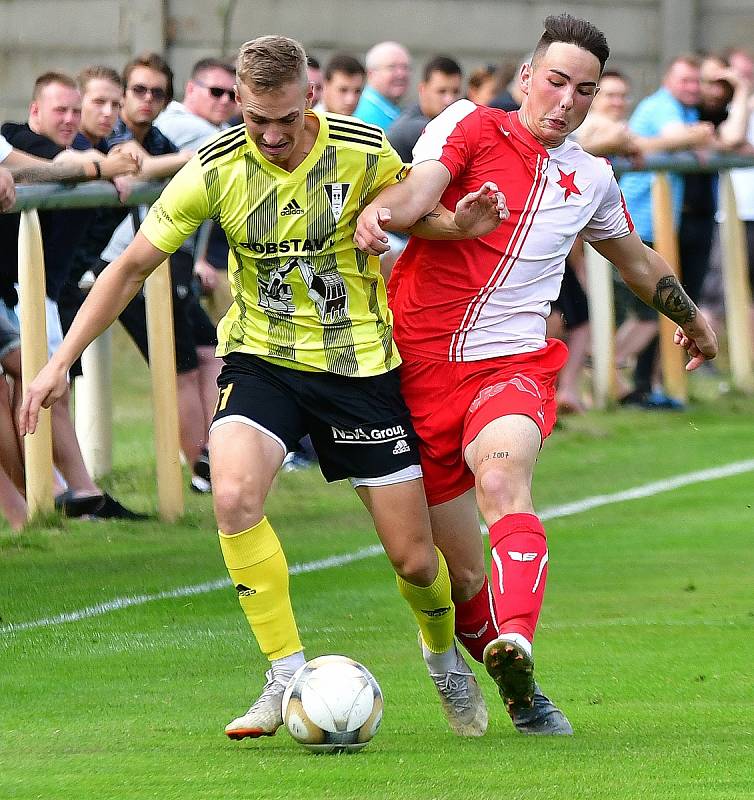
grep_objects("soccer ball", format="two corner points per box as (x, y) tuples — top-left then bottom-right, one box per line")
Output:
(282, 655), (383, 753)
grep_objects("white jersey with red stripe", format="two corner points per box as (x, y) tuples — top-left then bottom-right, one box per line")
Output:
(388, 101), (634, 362)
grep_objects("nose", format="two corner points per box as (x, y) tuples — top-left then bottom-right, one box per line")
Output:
(559, 86), (575, 110)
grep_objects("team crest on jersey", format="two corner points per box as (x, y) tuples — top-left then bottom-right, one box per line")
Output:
(323, 183), (351, 222)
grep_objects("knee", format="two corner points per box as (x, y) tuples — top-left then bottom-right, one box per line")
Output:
(476, 466), (514, 507)
(213, 476), (264, 533)
(448, 562), (486, 603)
(392, 546), (437, 587)
(476, 465), (531, 518)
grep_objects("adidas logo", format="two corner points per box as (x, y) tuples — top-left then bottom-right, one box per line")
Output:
(392, 439), (410, 455)
(281, 198), (304, 216)
(235, 583), (257, 597)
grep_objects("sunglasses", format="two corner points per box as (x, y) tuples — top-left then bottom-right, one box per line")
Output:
(128, 84), (167, 102)
(194, 78), (235, 101)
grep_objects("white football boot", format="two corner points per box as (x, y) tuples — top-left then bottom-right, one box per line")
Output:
(225, 670), (286, 740)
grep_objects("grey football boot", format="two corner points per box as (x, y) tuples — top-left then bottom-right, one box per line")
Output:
(421, 634), (488, 736)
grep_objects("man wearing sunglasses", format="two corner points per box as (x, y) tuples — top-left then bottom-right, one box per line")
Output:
(155, 58), (237, 150)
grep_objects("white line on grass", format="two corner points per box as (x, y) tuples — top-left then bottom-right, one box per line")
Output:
(3, 459), (753, 636)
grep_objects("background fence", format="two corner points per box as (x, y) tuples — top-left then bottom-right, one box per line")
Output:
(9, 152), (754, 522)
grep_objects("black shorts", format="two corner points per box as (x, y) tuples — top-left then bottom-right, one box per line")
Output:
(552, 261), (589, 328)
(96, 250), (218, 373)
(211, 353), (422, 483)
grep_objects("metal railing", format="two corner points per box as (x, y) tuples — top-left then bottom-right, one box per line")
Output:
(8, 152), (754, 522)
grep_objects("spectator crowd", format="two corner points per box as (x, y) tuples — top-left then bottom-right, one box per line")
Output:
(1, 38), (753, 531)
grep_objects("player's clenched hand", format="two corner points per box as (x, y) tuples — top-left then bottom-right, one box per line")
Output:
(673, 318), (718, 371)
(19, 361), (68, 436)
(354, 206), (392, 255)
(454, 182), (509, 239)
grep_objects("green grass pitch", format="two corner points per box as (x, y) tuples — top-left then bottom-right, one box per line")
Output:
(1, 335), (753, 799)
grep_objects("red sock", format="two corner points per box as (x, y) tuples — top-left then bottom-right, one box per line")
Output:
(488, 513), (548, 642)
(454, 575), (499, 663)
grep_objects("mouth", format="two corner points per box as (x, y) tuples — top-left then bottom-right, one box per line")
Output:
(544, 117), (567, 130)
(259, 141), (289, 157)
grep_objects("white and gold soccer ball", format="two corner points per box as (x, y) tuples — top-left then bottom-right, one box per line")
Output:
(282, 655), (383, 753)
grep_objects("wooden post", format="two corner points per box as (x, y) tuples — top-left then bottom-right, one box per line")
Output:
(584, 244), (617, 409)
(651, 173), (687, 402)
(718, 172), (754, 393)
(144, 259), (183, 521)
(17, 210), (54, 516)
(74, 329), (113, 479)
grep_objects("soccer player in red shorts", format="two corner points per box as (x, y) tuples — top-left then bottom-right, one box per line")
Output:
(356, 13), (718, 734)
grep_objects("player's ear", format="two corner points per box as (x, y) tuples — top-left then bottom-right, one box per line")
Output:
(520, 63), (532, 96)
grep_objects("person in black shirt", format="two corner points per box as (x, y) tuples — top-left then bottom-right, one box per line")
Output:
(0, 70), (144, 519)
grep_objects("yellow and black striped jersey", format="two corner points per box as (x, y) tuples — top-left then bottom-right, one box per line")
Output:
(140, 111), (408, 376)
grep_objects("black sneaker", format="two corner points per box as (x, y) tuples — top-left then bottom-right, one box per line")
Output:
(510, 683), (573, 735)
(89, 493), (149, 520)
(54, 490), (106, 518)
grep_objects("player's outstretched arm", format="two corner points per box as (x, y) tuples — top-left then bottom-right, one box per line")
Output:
(354, 161), (452, 255)
(407, 182), (509, 240)
(592, 232), (718, 370)
(19, 232), (169, 435)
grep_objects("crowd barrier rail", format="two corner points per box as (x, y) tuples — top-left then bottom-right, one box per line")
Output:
(7, 152), (754, 522)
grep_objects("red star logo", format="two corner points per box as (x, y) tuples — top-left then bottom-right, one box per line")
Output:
(557, 168), (581, 201)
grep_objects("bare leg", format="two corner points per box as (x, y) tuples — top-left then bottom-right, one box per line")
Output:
(428, 489), (486, 603)
(354, 479), (437, 585)
(51, 388), (99, 495)
(557, 321), (589, 413)
(196, 345), (222, 433)
(176, 369), (207, 467)
(0, 377), (25, 492)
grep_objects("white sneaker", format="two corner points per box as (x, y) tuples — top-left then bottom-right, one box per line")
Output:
(422, 637), (488, 737)
(225, 670), (286, 740)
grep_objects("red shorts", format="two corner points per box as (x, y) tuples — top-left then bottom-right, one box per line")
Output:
(398, 339), (568, 506)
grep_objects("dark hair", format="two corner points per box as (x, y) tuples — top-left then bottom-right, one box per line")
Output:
(532, 13), (610, 74)
(191, 57), (235, 80)
(324, 53), (365, 81)
(122, 52), (174, 103)
(33, 71), (77, 100)
(600, 69), (629, 83)
(306, 56), (321, 70)
(422, 55), (462, 83)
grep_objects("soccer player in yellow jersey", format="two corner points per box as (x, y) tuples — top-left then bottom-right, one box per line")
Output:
(21, 36), (506, 741)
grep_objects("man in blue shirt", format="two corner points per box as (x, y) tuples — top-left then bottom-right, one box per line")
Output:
(354, 41), (411, 130)
(618, 55), (715, 405)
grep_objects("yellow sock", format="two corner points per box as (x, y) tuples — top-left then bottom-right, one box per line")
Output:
(396, 547), (455, 654)
(218, 517), (303, 661)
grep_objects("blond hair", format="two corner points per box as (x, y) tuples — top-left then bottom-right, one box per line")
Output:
(236, 35), (307, 91)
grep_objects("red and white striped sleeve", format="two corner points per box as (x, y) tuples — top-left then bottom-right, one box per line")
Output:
(411, 100), (480, 180)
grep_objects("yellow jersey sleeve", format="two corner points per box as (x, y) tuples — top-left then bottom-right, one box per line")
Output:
(140, 156), (210, 254)
(364, 134), (409, 205)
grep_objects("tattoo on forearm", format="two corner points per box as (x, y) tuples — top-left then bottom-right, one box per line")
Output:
(419, 209), (441, 224)
(480, 451), (510, 462)
(652, 275), (697, 325)
(11, 163), (87, 184)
